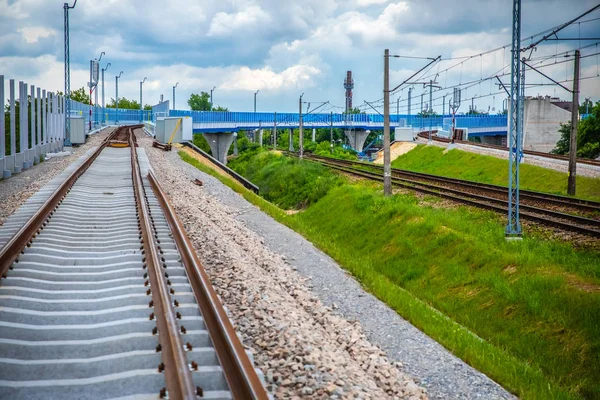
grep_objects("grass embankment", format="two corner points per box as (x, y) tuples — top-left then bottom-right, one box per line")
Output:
(180, 149), (600, 400)
(391, 145), (600, 202)
(227, 150), (343, 209)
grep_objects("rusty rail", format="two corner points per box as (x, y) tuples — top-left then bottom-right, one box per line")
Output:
(148, 169), (269, 400)
(128, 129), (198, 399)
(0, 127), (120, 276)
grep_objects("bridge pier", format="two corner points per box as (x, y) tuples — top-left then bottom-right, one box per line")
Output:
(312, 128), (316, 142)
(345, 129), (369, 153)
(289, 128), (294, 152)
(203, 133), (235, 165)
(259, 129), (263, 147)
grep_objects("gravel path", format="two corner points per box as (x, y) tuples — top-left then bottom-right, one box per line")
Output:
(0, 129), (113, 225)
(415, 137), (600, 178)
(138, 132), (515, 400)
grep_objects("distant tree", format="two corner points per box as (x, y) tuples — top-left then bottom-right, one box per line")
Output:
(212, 105), (229, 112)
(552, 101), (600, 159)
(344, 107), (364, 114)
(418, 110), (438, 117)
(105, 97), (141, 110)
(497, 109), (508, 115)
(188, 92), (212, 111)
(143, 104), (152, 110)
(69, 87), (90, 104)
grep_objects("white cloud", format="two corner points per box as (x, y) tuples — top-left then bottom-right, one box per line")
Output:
(19, 27), (56, 44)
(220, 65), (322, 91)
(208, 5), (271, 37)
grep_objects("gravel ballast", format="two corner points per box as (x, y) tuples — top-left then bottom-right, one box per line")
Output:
(137, 133), (515, 400)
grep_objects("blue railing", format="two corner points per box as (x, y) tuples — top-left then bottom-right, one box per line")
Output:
(171, 110), (507, 129)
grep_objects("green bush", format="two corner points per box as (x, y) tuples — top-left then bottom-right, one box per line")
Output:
(228, 150), (343, 209)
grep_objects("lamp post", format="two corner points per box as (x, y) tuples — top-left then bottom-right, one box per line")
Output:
(115, 71), (123, 124)
(101, 62), (110, 124)
(172, 82), (178, 110)
(210, 86), (216, 111)
(140, 77), (147, 122)
(254, 90), (259, 113)
(91, 51), (104, 129)
(63, 0), (77, 146)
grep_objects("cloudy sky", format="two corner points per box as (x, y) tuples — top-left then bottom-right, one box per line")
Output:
(1, 0), (599, 114)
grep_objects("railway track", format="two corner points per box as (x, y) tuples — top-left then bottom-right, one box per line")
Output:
(296, 153), (600, 238)
(0, 126), (267, 399)
(416, 132), (600, 167)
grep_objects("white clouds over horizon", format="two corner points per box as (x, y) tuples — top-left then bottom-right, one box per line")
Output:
(1, 0), (599, 112)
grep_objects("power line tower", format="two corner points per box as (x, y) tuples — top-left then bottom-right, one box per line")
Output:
(63, 0), (77, 146)
(506, 0), (523, 238)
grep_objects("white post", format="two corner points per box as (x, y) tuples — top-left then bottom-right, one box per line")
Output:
(10, 80), (16, 156)
(42, 90), (47, 145)
(0, 75), (4, 159)
(30, 85), (36, 152)
(37, 88), (41, 148)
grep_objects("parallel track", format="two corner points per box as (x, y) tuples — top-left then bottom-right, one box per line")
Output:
(416, 132), (600, 167)
(0, 126), (267, 399)
(296, 153), (600, 238)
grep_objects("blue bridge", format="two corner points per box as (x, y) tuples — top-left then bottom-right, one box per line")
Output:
(67, 99), (508, 164)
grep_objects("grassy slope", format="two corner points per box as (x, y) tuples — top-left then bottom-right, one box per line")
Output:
(180, 151), (600, 399)
(391, 145), (600, 202)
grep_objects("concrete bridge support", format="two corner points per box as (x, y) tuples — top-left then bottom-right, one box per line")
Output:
(312, 128), (316, 142)
(203, 133), (235, 165)
(259, 129), (264, 147)
(345, 129), (370, 153)
(289, 128), (294, 152)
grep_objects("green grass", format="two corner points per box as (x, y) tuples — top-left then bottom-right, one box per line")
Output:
(180, 150), (600, 400)
(391, 145), (600, 202)
(227, 150), (343, 209)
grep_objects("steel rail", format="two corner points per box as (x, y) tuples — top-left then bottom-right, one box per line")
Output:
(305, 153), (600, 212)
(305, 157), (600, 237)
(128, 129), (197, 399)
(148, 169), (269, 400)
(0, 128), (120, 276)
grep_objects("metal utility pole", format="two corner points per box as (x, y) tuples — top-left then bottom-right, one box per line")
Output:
(273, 112), (277, 150)
(506, 0), (523, 238)
(383, 49), (391, 196)
(63, 0), (77, 146)
(101, 62), (110, 124)
(254, 90), (259, 113)
(140, 77), (147, 122)
(568, 50), (580, 196)
(443, 94), (447, 115)
(420, 93), (424, 129)
(172, 82), (178, 110)
(89, 52), (103, 130)
(424, 79), (441, 143)
(299, 93), (304, 158)
(330, 111), (334, 153)
(210, 86), (216, 110)
(115, 71), (123, 124)
(408, 87), (412, 116)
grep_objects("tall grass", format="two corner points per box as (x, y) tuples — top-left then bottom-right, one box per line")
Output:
(227, 150), (343, 209)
